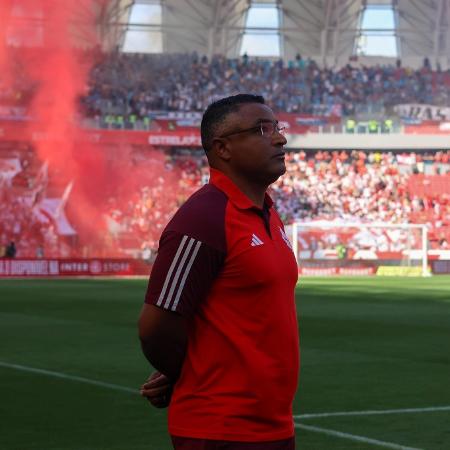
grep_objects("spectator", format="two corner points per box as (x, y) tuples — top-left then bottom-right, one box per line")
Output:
(5, 241), (16, 258)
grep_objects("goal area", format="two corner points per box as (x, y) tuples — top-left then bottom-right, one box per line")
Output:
(291, 222), (430, 277)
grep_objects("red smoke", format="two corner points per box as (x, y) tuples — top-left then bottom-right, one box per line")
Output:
(0, 1), (13, 85)
(1, 0), (178, 257)
(16, 1), (110, 252)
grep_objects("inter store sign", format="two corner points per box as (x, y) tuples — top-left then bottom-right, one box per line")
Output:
(0, 259), (150, 277)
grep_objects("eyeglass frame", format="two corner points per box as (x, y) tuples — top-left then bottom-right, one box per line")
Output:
(218, 120), (286, 139)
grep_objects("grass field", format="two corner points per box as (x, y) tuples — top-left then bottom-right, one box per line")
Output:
(0, 276), (449, 450)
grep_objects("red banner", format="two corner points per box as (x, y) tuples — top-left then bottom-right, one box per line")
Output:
(5, 259), (446, 276)
(0, 121), (202, 147)
(405, 124), (450, 134)
(0, 113), (321, 147)
(0, 259), (151, 277)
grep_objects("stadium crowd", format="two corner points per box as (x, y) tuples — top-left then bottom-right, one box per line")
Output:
(272, 151), (449, 220)
(83, 53), (450, 119)
(102, 148), (449, 255)
(102, 149), (208, 257)
(0, 198), (60, 258)
(0, 144), (64, 259)
(1, 145), (449, 257)
(271, 150), (450, 252)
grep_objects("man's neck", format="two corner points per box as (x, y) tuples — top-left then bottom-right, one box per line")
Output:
(222, 171), (267, 209)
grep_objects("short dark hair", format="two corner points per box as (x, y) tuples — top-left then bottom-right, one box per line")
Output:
(200, 94), (265, 152)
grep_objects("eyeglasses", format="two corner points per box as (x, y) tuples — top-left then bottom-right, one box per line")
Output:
(219, 121), (286, 139)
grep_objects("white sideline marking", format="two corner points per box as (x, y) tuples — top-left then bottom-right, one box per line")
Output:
(1, 359), (447, 449)
(294, 405), (450, 420)
(295, 423), (422, 450)
(0, 361), (138, 394)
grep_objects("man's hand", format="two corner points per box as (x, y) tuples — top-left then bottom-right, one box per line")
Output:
(140, 371), (173, 408)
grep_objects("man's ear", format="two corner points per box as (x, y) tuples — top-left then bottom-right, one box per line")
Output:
(211, 138), (231, 162)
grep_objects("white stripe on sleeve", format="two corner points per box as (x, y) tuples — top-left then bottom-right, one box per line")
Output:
(163, 237), (196, 309)
(156, 235), (189, 307)
(171, 240), (202, 311)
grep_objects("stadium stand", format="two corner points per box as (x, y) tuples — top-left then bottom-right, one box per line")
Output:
(0, 142), (62, 257)
(83, 53), (450, 122)
(2, 140), (448, 257)
(76, 147), (450, 255)
(0, 41), (449, 260)
(100, 148), (208, 258)
(271, 150), (450, 251)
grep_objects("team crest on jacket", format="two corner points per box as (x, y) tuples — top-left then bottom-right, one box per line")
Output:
(279, 227), (293, 251)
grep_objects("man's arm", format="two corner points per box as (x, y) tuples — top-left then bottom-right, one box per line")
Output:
(138, 303), (187, 382)
(140, 227), (226, 390)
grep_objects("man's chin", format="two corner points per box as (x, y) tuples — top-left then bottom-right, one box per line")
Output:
(267, 164), (286, 184)
(275, 160), (287, 176)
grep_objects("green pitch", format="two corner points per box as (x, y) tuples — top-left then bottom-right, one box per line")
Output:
(0, 277), (449, 450)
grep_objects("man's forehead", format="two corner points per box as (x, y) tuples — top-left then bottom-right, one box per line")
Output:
(227, 103), (275, 125)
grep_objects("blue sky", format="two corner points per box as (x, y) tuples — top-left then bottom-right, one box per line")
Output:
(358, 6), (398, 57)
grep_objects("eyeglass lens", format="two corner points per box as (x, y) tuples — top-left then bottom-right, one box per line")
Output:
(261, 122), (284, 136)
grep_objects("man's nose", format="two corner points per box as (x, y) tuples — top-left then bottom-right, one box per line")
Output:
(273, 130), (287, 146)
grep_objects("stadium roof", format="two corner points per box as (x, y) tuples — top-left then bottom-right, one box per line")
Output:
(104, 0), (449, 68)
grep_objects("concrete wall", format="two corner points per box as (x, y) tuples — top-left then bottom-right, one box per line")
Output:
(286, 132), (450, 150)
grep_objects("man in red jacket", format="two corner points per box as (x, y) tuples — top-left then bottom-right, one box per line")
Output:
(139, 94), (300, 450)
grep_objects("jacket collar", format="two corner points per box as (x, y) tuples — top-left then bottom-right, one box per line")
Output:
(209, 168), (273, 211)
